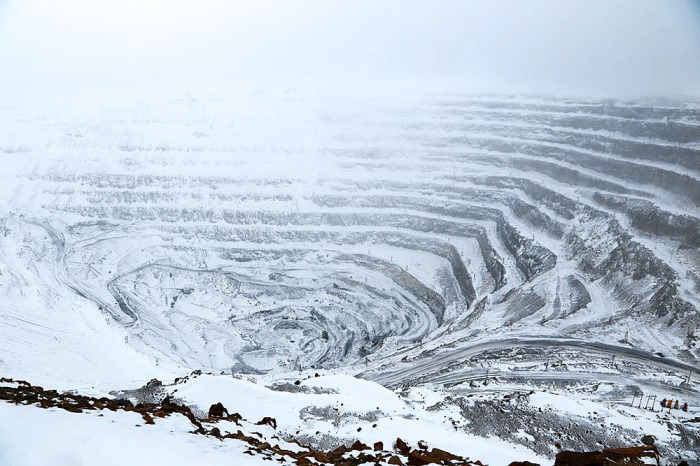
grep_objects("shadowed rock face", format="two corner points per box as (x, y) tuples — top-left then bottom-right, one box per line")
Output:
(1, 95), (698, 374)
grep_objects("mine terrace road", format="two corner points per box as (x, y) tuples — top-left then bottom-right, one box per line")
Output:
(364, 337), (700, 388)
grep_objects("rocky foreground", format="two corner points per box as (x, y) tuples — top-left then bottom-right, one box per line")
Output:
(2, 375), (693, 465)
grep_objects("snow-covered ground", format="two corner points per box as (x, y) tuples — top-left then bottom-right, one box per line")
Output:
(1, 92), (699, 464)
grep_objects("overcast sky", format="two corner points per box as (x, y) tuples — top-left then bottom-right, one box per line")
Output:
(0, 0), (698, 100)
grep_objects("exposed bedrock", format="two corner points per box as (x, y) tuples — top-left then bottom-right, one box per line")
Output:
(593, 193), (700, 249)
(497, 219), (557, 282)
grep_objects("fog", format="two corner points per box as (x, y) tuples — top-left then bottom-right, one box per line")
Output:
(0, 0), (699, 101)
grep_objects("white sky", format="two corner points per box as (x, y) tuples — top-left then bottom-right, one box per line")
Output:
(0, 0), (699, 100)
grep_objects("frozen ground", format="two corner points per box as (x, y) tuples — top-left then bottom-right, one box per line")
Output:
(1, 92), (699, 464)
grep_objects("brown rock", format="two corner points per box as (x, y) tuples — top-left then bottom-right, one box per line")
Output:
(208, 402), (229, 418)
(603, 445), (660, 464)
(255, 442), (271, 452)
(350, 440), (369, 451)
(394, 437), (411, 455)
(327, 445), (348, 460)
(554, 451), (606, 466)
(407, 450), (440, 465)
(255, 416), (277, 429)
(429, 447), (461, 462)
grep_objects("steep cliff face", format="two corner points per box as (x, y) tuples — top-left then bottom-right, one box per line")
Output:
(562, 208), (699, 360)
(497, 218), (557, 282)
(594, 193), (700, 249)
